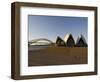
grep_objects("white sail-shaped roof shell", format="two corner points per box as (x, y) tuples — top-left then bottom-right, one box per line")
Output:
(76, 35), (87, 44)
(64, 34), (71, 43)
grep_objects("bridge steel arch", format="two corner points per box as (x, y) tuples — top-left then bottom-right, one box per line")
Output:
(29, 38), (53, 45)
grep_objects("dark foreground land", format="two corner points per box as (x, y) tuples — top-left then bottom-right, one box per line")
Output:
(28, 46), (87, 66)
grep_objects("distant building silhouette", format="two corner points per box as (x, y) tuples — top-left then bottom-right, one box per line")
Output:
(76, 35), (87, 47)
(56, 36), (66, 46)
(64, 34), (75, 47)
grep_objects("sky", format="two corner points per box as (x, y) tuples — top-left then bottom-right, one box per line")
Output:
(28, 15), (88, 43)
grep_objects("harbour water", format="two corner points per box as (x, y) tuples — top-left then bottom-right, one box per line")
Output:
(28, 45), (49, 51)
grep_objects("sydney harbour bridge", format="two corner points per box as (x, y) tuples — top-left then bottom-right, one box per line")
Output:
(28, 38), (54, 45)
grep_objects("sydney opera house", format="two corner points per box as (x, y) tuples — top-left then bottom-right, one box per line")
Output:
(28, 34), (87, 47)
(56, 34), (87, 47)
